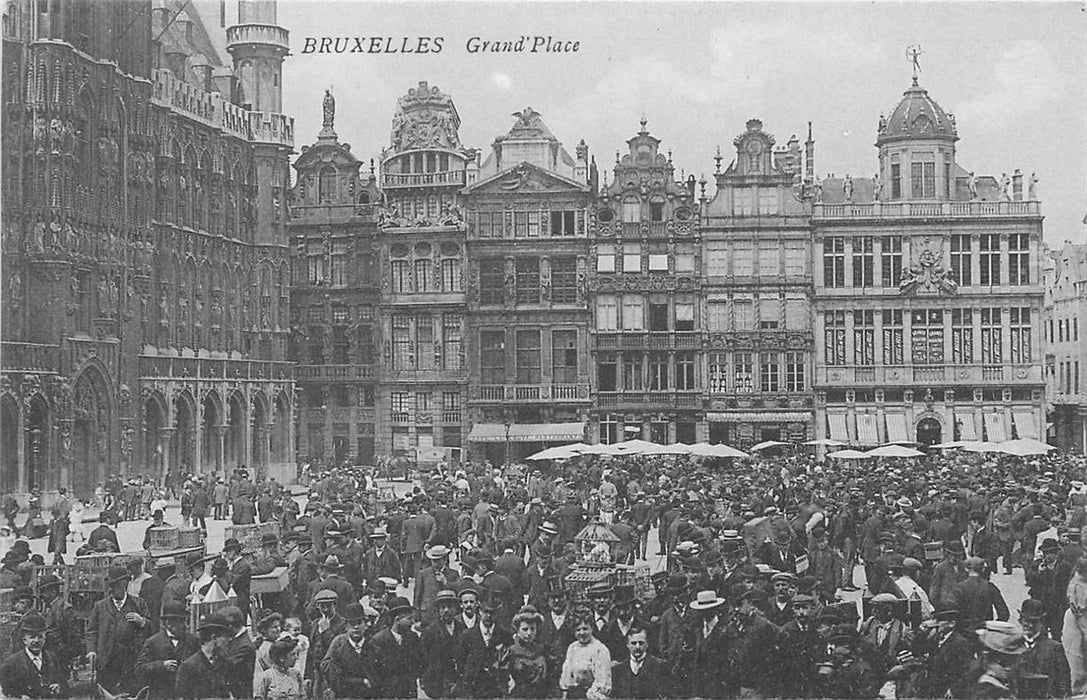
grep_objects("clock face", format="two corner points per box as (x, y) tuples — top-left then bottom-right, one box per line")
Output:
(746, 139), (763, 155)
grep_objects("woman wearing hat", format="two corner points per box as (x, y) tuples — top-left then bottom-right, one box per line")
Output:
(559, 612), (612, 699)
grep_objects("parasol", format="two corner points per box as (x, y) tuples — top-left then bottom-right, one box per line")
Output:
(865, 444), (925, 458)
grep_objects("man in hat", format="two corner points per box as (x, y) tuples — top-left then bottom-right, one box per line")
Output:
(367, 596), (422, 698)
(860, 592), (911, 668)
(912, 607), (973, 699)
(1017, 598), (1071, 697)
(231, 490), (256, 526)
(538, 579), (575, 684)
(306, 555), (354, 616)
(929, 539), (969, 610)
(807, 525), (844, 600)
(35, 574), (78, 676)
(222, 537), (253, 622)
(288, 534), (318, 616)
(321, 603), (378, 699)
(688, 589), (729, 698)
(601, 585), (649, 664)
(611, 625), (673, 700)
(972, 620), (1027, 698)
(524, 545), (556, 613)
(309, 589), (345, 696)
(141, 509), (170, 551)
(87, 512), (120, 553)
(1026, 537), (1073, 639)
(127, 556), (166, 633)
(415, 545), (461, 623)
(495, 539), (526, 602)
(218, 605), (255, 700)
(767, 572), (796, 626)
(362, 527), (402, 588)
(0, 612), (66, 698)
(420, 590), (464, 698)
(135, 601), (199, 700)
(952, 557), (1010, 632)
(774, 592), (821, 698)
(161, 551), (202, 611)
(474, 550), (515, 629)
(458, 590), (513, 698)
(85, 565), (152, 693)
(174, 613), (232, 700)
(722, 587), (779, 697)
(895, 557), (934, 619)
(250, 533), (286, 575)
(656, 574), (693, 686)
(401, 502), (436, 585)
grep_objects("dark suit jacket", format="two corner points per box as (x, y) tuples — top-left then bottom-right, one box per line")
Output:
(85, 595), (152, 672)
(495, 552), (526, 602)
(458, 624), (513, 698)
(1018, 636), (1072, 698)
(135, 629), (201, 700)
(919, 631), (975, 699)
(368, 628), (422, 699)
(611, 654), (672, 699)
(321, 632), (378, 699)
(362, 547), (402, 585)
(689, 619), (729, 698)
(174, 649), (229, 700)
(723, 614), (779, 692)
(0, 649), (66, 699)
(420, 619), (465, 698)
(220, 630), (256, 700)
(952, 575), (1010, 630)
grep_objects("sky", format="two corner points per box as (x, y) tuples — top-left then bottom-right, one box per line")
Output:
(262, 1), (1086, 244)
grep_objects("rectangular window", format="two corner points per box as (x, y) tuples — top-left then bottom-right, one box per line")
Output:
(441, 258), (461, 292)
(392, 315), (412, 370)
(981, 308), (1003, 364)
(675, 303), (695, 331)
(623, 243), (641, 274)
(479, 259), (505, 305)
(760, 296), (780, 330)
(785, 295), (808, 330)
(675, 253), (695, 273)
(708, 301), (728, 331)
(760, 352), (780, 392)
(390, 260), (410, 293)
(598, 353), (617, 391)
(758, 241), (778, 277)
(599, 415), (618, 445)
(891, 162), (901, 199)
(552, 330), (578, 383)
(515, 258), (540, 304)
(648, 353), (669, 390)
(852, 236), (874, 288)
(734, 352), (754, 393)
(1010, 307), (1031, 363)
(622, 296), (645, 331)
(823, 237), (846, 287)
(514, 211), (527, 237)
(442, 392), (460, 419)
(648, 254), (669, 272)
(551, 210), (577, 236)
(527, 211), (540, 237)
(911, 157), (936, 198)
(480, 330), (506, 384)
(853, 310), (875, 365)
(330, 240), (348, 287)
(676, 352), (696, 390)
(708, 352), (727, 392)
(734, 243), (754, 276)
(596, 295), (618, 331)
(650, 201), (664, 222)
(415, 391), (431, 416)
(597, 251), (616, 273)
(416, 319), (435, 370)
(785, 351), (806, 392)
(785, 244), (806, 278)
(442, 314), (463, 370)
(649, 302), (669, 332)
(414, 258), (431, 293)
(980, 234), (1001, 286)
(706, 243), (728, 276)
(390, 392), (411, 423)
(881, 236), (903, 287)
(623, 353), (644, 391)
(911, 309), (944, 365)
(951, 309), (974, 364)
(950, 234), (972, 287)
(734, 299), (753, 331)
(515, 330), (541, 384)
(882, 310), (904, 365)
(1008, 233), (1030, 285)
(824, 311), (846, 366)
(622, 199), (640, 223)
(551, 257), (578, 304)
(308, 256), (322, 286)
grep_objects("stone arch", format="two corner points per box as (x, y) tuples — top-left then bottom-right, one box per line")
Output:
(142, 389), (168, 481)
(171, 389), (197, 475)
(201, 389), (222, 473)
(225, 390), (247, 470)
(71, 365), (111, 498)
(250, 390), (269, 470)
(916, 414), (943, 447)
(1, 393), (21, 493)
(271, 390), (290, 463)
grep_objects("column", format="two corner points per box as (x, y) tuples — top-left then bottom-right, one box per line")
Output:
(217, 425), (227, 472)
(159, 427), (174, 486)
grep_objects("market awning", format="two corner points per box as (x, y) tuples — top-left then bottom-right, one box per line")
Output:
(956, 411), (978, 441)
(705, 412), (812, 422)
(467, 422), (586, 443)
(884, 413), (909, 444)
(856, 413), (880, 446)
(1012, 410), (1039, 440)
(983, 413), (1008, 443)
(828, 413), (850, 443)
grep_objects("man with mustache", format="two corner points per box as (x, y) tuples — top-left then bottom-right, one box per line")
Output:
(0, 613), (66, 698)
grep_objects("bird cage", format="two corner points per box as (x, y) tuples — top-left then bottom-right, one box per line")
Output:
(574, 520), (620, 563)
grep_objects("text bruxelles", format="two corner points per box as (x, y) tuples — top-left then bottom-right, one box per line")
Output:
(299, 36), (581, 55)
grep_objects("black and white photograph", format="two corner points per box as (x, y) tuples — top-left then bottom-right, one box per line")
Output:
(1, 0), (1087, 698)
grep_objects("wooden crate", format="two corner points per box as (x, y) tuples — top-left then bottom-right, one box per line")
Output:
(75, 552), (128, 567)
(251, 566), (289, 595)
(189, 595), (238, 632)
(147, 526), (180, 551)
(225, 522), (280, 553)
(178, 527), (204, 548)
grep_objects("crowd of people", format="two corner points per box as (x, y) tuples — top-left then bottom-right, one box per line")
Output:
(2, 447), (1087, 699)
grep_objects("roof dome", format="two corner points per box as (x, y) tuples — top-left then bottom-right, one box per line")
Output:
(877, 78), (958, 146)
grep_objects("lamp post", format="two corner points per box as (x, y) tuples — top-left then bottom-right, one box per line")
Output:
(504, 419), (512, 467)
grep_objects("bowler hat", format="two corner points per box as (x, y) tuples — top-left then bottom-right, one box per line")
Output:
(612, 585), (637, 608)
(320, 555), (342, 570)
(386, 596), (413, 618)
(260, 533), (279, 546)
(161, 601), (187, 620)
(19, 612), (47, 634)
(1040, 538), (1060, 553)
(1020, 599), (1047, 621)
(106, 566), (130, 584)
(223, 538), (242, 552)
(343, 603), (367, 622)
(197, 613), (231, 634)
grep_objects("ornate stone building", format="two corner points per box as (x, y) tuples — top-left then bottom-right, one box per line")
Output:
(375, 82), (475, 464)
(811, 78), (1045, 447)
(1043, 239), (1087, 452)
(700, 119), (814, 446)
(588, 121), (702, 445)
(289, 91), (381, 465)
(1, 0), (296, 500)
(463, 108), (594, 463)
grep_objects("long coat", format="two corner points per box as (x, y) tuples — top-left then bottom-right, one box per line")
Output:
(135, 629), (201, 700)
(688, 618), (730, 698)
(367, 627), (422, 699)
(420, 620), (465, 698)
(174, 650), (229, 700)
(321, 632), (378, 699)
(610, 654), (673, 700)
(84, 594), (153, 690)
(0, 648), (66, 699)
(1017, 636), (1072, 698)
(458, 624), (513, 699)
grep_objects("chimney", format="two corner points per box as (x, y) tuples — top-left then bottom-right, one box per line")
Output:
(804, 122), (815, 183)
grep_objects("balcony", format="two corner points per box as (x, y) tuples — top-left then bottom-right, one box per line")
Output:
(138, 354), (294, 381)
(468, 383), (590, 403)
(0, 342), (59, 373)
(592, 332), (702, 350)
(226, 24), (290, 52)
(295, 365), (376, 381)
(813, 200), (1040, 220)
(815, 363), (1041, 386)
(291, 203), (376, 222)
(596, 391), (694, 409)
(382, 170), (466, 189)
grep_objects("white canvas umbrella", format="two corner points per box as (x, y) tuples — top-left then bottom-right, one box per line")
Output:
(960, 441), (1002, 453)
(525, 443), (589, 461)
(826, 449), (871, 460)
(865, 444), (925, 458)
(931, 441), (967, 449)
(994, 438), (1056, 456)
(751, 440), (792, 452)
(703, 443), (751, 459)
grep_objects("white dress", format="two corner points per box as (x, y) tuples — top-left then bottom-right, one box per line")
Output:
(68, 499), (86, 541)
(1062, 572), (1087, 693)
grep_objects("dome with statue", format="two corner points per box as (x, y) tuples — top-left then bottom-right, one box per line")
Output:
(877, 78), (958, 146)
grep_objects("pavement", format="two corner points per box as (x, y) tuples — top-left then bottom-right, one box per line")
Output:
(8, 480), (1030, 620)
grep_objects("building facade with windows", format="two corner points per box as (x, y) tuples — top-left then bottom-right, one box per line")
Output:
(700, 119), (814, 446)
(588, 121), (702, 445)
(463, 108), (595, 463)
(1043, 240), (1087, 452)
(289, 92), (382, 465)
(811, 79), (1045, 448)
(1, 0), (296, 499)
(375, 82), (475, 465)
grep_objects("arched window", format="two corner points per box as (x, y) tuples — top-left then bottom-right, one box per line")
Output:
(319, 166), (336, 203)
(622, 196), (640, 223)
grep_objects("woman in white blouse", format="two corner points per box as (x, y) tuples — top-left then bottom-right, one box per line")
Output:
(559, 613), (612, 699)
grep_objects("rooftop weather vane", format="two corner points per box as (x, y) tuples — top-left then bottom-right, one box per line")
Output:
(907, 45), (923, 81)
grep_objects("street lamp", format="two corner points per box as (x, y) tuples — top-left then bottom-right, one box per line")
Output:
(504, 420), (512, 467)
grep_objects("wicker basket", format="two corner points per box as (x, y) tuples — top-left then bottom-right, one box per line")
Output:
(178, 527), (204, 548)
(148, 526), (180, 551)
(225, 522), (280, 553)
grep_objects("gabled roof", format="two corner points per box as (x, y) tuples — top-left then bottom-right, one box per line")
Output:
(465, 160), (590, 195)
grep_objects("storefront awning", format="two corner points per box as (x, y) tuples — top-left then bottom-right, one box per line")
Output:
(467, 422), (586, 443)
(1013, 410), (1039, 440)
(956, 411), (978, 441)
(828, 413), (850, 443)
(856, 413), (880, 446)
(984, 412), (1009, 443)
(705, 412), (812, 422)
(884, 413), (910, 443)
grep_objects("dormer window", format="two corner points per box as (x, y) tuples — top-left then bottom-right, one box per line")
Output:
(319, 166), (336, 203)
